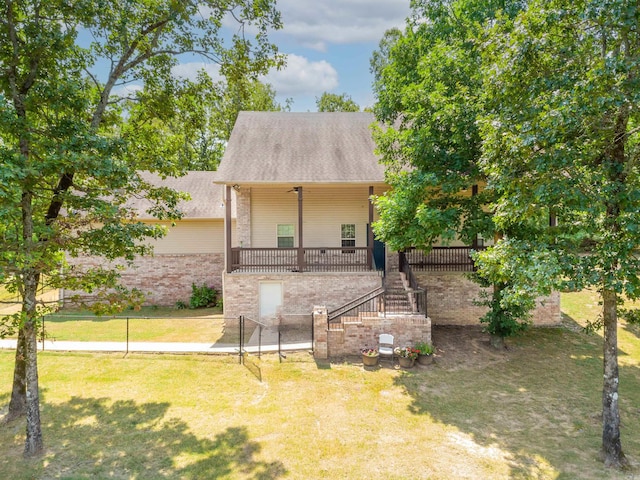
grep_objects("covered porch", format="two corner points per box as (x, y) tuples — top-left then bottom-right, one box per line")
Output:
(224, 184), (383, 274)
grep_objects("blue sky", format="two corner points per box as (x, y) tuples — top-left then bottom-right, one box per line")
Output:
(264, 0), (411, 111)
(175, 1), (412, 112)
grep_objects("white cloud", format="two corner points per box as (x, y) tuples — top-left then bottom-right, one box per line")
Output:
(277, 0), (410, 51)
(110, 84), (143, 98)
(171, 62), (222, 82)
(262, 54), (338, 96)
(168, 55), (337, 99)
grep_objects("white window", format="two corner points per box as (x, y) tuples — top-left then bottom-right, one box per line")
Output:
(277, 224), (294, 248)
(341, 224), (355, 252)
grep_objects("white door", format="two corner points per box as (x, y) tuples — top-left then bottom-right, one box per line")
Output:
(259, 282), (282, 323)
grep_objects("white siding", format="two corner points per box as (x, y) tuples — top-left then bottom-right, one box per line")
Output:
(250, 186), (386, 248)
(144, 220), (225, 254)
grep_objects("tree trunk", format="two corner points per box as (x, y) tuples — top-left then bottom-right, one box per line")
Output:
(489, 231), (506, 351)
(3, 326), (27, 423)
(20, 189), (44, 457)
(600, 289), (628, 469)
(490, 333), (505, 350)
(598, 102), (630, 469)
(22, 315), (43, 457)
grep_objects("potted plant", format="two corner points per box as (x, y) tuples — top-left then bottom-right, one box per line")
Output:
(394, 346), (419, 368)
(415, 341), (435, 365)
(361, 348), (379, 367)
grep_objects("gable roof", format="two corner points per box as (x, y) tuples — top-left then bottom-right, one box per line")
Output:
(215, 112), (386, 184)
(131, 171), (232, 220)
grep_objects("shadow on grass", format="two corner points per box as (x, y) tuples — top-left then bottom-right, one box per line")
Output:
(0, 392), (9, 420)
(243, 352), (262, 382)
(314, 359), (332, 370)
(622, 321), (640, 340)
(2, 396), (286, 479)
(393, 320), (640, 479)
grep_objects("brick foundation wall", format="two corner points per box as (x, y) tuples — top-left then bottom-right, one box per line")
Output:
(313, 306), (432, 359)
(64, 253), (224, 306)
(416, 272), (561, 326)
(530, 291), (561, 325)
(222, 272), (382, 321)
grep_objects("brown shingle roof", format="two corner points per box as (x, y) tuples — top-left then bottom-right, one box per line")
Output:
(215, 112), (385, 184)
(131, 171), (230, 220)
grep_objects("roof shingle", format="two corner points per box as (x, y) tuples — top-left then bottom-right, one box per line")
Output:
(216, 112), (385, 184)
(131, 171), (229, 220)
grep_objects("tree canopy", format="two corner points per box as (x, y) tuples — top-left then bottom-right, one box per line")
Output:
(315, 92), (360, 112)
(477, 0), (640, 468)
(127, 74), (289, 172)
(369, 0), (526, 341)
(370, 1), (504, 252)
(0, 0), (282, 456)
(371, 0), (638, 468)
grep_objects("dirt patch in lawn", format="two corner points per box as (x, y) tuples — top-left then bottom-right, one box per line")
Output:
(430, 325), (510, 370)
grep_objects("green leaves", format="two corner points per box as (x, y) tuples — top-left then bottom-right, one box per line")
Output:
(371, 0), (507, 251)
(315, 92), (360, 112)
(0, 0), (283, 308)
(374, 0), (638, 464)
(479, 0), (640, 297)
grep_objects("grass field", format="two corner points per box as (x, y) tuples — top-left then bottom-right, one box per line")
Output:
(0, 284), (18, 303)
(0, 290), (639, 479)
(5, 306), (236, 344)
(0, 278), (57, 303)
(39, 307), (231, 343)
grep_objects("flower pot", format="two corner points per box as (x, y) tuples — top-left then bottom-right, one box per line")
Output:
(418, 354), (434, 366)
(362, 354), (379, 367)
(398, 356), (415, 368)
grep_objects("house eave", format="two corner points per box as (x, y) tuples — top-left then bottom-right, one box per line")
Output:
(212, 180), (388, 187)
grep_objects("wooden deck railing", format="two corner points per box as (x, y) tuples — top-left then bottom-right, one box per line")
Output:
(230, 245), (484, 273)
(404, 246), (485, 272)
(230, 247), (373, 273)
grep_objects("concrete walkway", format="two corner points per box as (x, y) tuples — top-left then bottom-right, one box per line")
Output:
(0, 300), (312, 355)
(0, 338), (312, 355)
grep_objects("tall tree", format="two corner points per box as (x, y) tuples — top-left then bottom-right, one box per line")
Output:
(0, 0), (281, 456)
(315, 92), (360, 112)
(478, 0), (639, 469)
(128, 75), (289, 171)
(370, 0), (529, 344)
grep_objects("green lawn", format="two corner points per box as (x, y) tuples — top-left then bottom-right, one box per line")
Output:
(55, 305), (223, 318)
(0, 284), (18, 302)
(7, 306), (238, 344)
(0, 290), (638, 479)
(0, 277), (57, 303)
(43, 316), (229, 343)
(40, 308), (230, 343)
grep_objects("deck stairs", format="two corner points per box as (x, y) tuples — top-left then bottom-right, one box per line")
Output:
(327, 272), (416, 328)
(383, 271), (412, 314)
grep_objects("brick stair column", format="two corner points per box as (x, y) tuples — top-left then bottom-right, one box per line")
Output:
(313, 306), (329, 359)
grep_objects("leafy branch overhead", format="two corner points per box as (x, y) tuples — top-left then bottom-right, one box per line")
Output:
(370, 4), (496, 253)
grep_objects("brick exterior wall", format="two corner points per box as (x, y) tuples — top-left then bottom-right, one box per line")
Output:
(416, 272), (561, 326)
(222, 271), (382, 321)
(312, 306), (432, 360)
(236, 187), (251, 247)
(64, 253), (224, 306)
